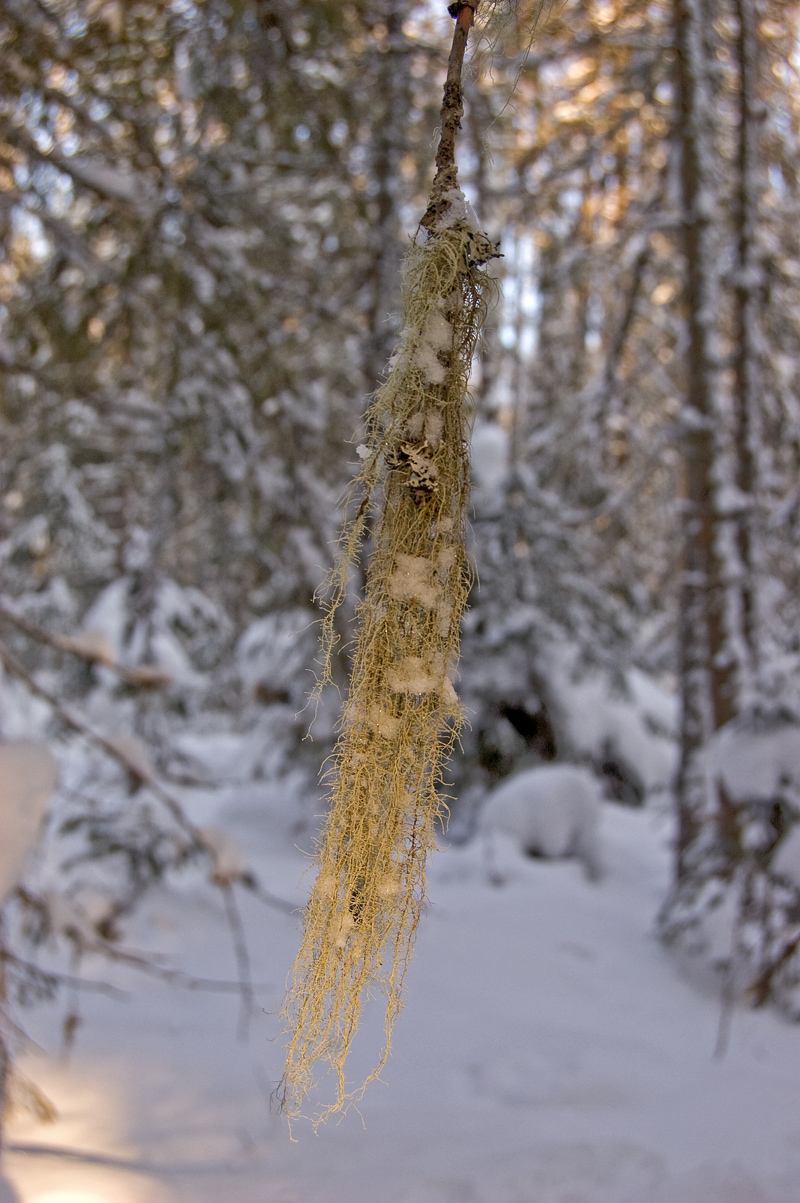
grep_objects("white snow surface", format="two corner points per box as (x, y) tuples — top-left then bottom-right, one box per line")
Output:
(6, 796), (800, 1202)
(436, 186), (481, 232)
(236, 608), (314, 701)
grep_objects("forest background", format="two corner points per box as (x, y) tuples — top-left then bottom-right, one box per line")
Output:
(1, 0), (800, 1174)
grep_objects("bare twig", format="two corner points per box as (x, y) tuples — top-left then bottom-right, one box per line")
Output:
(4, 1139), (262, 1175)
(3, 923), (272, 997)
(421, 1), (479, 230)
(0, 950), (127, 1000)
(0, 601), (171, 689)
(241, 874), (299, 917)
(220, 883), (256, 1039)
(5, 1143), (151, 1171)
(90, 945), (269, 996)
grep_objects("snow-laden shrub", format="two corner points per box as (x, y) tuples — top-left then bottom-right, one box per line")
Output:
(660, 719), (800, 1017)
(236, 609), (316, 708)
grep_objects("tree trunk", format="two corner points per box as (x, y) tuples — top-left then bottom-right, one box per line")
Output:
(672, 0), (727, 876)
(365, 0), (413, 386)
(731, 0), (761, 681)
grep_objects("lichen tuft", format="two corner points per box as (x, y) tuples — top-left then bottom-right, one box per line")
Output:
(278, 225), (496, 1125)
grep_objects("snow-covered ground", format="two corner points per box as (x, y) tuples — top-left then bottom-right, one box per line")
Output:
(6, 796), (800, 1203)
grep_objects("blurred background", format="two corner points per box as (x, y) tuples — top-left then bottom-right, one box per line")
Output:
(1, 0), (800, 1199)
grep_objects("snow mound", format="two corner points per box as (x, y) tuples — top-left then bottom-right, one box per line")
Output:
(0, 741), (58, 902)
(707, 721), (800, 803)
(479, 763), (604, 881)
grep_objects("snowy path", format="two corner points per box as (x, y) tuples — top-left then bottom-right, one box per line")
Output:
(6, 802), (800, 1202)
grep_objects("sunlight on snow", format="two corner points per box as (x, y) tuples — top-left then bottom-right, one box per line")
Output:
(33, 1194), (113, 1203)
(17, 1169), (165, 1203)
(6, 1062), (169, 1203)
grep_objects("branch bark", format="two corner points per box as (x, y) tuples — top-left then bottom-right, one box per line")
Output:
(421, 1), (478, 230)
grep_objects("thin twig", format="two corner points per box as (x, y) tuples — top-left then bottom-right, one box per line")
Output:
(0, 600), (170, 688)
(4, 1141), (254, 1174)
(220, 883), (256, 1040)
(714, 859), (755, 1060)
(0, 951), (127, 1000)
(5, 1143), (151, 1171)
(82, 942), (270, 995)
(3, 940), (271, 997)
(713, 964), (736, 1060)
(241, 875), (299, 917)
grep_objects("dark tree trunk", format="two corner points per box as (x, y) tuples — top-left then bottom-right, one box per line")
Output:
(365, 0), (413, 386)
(731, 0), (761, 679)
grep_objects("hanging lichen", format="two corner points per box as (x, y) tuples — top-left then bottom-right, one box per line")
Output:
(278, 0), (500, 1125)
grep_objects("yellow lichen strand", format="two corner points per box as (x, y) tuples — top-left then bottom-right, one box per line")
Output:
(278, 226), (496, 1125)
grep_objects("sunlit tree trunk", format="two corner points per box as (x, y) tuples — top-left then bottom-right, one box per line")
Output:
(672, 0), (726, 877)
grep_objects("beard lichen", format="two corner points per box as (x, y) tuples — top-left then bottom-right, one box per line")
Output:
(278, 221), (497, 1126)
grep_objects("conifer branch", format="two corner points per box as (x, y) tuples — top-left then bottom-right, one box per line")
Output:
(0, 601), (171, 689)
(0, 639), (295, 913)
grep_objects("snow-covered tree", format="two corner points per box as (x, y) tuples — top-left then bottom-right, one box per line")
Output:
(658, 0), (800, 1017)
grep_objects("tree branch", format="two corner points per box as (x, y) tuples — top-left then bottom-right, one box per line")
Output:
(0, 637), (296, 917)
(421, 1), (478, 230)
(0, 601), (170, 689)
